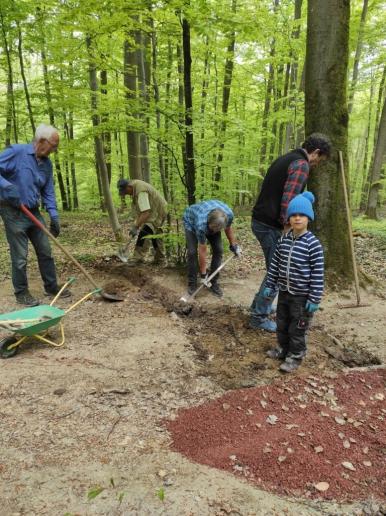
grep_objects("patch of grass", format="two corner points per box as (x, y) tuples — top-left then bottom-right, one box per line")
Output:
(353, 216), (386, 241)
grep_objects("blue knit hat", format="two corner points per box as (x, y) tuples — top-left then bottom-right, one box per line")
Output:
(286, 191), (315, 221)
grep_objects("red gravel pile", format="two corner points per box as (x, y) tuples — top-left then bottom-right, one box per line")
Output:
(166, 369), (386, 501)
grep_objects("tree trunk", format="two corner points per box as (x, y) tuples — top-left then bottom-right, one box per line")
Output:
(68, 110), (79, 209)
(150, 18), (169, 203)
(348, 0), (369, 114)
(123, 31), (141, 180)
(305, 0), (352, 282)
(40, 43), (68, 210)
(0, 12), (17, 145)
(285, 0), (303, 151)
(16, 20), (35, 136)
(199, 35), (211, 197)
(100, 70), (112, 184)
(136, 25), (151, 183)
(182, 13), (196, 204)
(213, 0), (236, 188)
(359, 73), (375, 212)
(86, 35), (122, 240)
(365, 86), (386, 218)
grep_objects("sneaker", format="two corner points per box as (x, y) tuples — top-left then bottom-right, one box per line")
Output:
(249, 318), (277, 332)
(266, 347), (286, 360)
(280, 357), (302, 373)
(15, 290), (40, 307)
(209, 283), (223, 297)
(44, 285), (71, 298)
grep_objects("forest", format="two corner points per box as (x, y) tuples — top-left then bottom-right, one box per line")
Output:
(1, 2), (386, 514)
(1, 0), (385, 276)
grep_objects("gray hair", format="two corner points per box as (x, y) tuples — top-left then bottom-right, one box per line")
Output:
(35, 124), (59, 141)
(208, 209), (228, 232)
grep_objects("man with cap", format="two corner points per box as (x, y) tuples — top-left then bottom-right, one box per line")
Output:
(249, 133), (331, 332)
(263, 191), (324, 373)
(117, 178), (168, 265)
(182, 200), (241, 297)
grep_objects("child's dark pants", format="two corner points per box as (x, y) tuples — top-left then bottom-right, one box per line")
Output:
(276, 290), (313, 359)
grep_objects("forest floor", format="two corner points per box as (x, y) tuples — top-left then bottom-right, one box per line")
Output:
(0, 213), (385, 516)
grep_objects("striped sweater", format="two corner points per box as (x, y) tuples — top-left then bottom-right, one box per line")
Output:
(265, 230), (324, 304)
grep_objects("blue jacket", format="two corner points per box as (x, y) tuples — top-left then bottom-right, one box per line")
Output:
(265, 230), (324, 304)
(0, 143), (58, 218)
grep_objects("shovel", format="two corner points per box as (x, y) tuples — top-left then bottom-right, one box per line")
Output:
(180, 254), (235, 303)
(117, 237), (134, 263)
(20, 204), (124, 302)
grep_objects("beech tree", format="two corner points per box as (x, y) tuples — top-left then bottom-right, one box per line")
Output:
(305, 0), (353, 281)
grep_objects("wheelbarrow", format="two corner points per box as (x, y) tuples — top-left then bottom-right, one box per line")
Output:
(0, 277), (101, 358)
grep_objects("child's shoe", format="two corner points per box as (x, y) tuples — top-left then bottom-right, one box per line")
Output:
(279, 356), (302, 373)
(266, 347), (286, 360)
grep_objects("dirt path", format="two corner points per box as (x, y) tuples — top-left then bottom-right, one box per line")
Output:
(0, 262), (385, 515)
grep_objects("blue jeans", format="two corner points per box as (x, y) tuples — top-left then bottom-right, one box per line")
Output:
(250, 219), (281, 325)
(0, 205), (58, 295)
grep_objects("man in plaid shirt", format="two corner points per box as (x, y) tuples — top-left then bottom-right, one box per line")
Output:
(183, 200), (241, 297)
(249, 133), (331, 332)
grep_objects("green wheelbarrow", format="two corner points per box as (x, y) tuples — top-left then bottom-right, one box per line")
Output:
(0, 278), (101, 358)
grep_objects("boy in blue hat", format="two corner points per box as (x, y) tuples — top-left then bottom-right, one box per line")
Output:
(263, 191), (324, 372)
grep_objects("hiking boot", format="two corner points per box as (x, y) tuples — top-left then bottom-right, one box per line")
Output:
(249, 318), (277, 332)
(280, 357), (302, 373)
(44, 285), (71, 298)
(209, 283), (223, 297)
(15, 290), (40, 307)
(266, 347), (286, 360)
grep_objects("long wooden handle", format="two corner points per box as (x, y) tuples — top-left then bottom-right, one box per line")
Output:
(20, 204), (99, 290)
(338, 151), (361, 305)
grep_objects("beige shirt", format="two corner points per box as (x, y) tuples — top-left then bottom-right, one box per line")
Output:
(130, 180), (167, 228)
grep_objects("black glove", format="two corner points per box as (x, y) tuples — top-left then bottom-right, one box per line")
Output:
(129, 225), (139, 238)
(229, 243), (242, 257)
(3, 184), (21, 208)
(50, 217), (60, 237)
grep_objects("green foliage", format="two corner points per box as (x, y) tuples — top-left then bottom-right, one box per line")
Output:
(156, 487), (165, 502)
(87, 486), (105, 500)
(0, 0), (384, 262)
(353, 215), (386, 240)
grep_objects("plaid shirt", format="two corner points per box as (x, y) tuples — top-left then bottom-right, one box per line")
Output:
(280, 159), (309, 225)
(183, 200), (234, 244)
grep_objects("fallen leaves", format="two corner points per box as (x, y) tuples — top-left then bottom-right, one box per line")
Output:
(342, 461), (356, 471)
(266, 414), (278, 425)
(314, 482), (329, 492)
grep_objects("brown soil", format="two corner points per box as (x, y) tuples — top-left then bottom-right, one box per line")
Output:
(0, 258), (385, 515)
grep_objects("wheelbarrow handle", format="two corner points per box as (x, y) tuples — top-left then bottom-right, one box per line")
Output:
(20, 204), (100, 291)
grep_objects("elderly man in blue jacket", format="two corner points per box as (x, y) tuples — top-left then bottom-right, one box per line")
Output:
(0, 124), (70, 306)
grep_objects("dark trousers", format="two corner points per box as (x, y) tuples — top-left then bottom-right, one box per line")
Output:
(276, 290), (313, 359)
(136, 224), (161, 251)
(185, 229), (222, 286)
(250, 219), (281, 324)
(0, 205), (58, 295)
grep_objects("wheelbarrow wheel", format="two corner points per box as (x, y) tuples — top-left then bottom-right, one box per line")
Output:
(0, 336), (19, 359)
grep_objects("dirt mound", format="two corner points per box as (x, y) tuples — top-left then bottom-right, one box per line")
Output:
(98, 263), (381, 389)
(166, 369), (386, 502)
